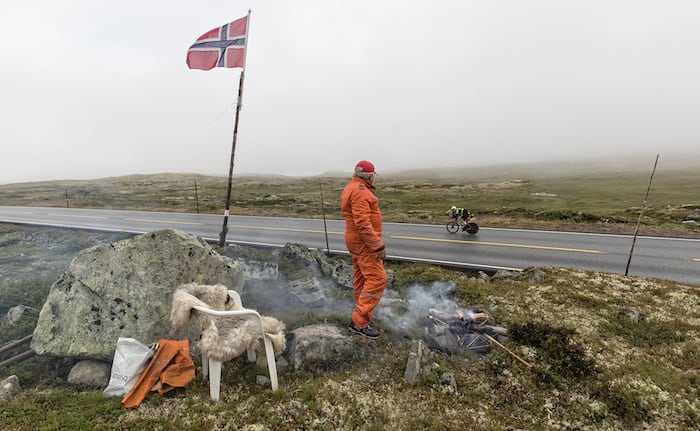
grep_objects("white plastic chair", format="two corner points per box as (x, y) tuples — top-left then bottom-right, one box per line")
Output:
(191, 290), (279, 400)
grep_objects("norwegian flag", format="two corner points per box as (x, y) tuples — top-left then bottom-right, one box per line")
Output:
(186, 15), (248, 70)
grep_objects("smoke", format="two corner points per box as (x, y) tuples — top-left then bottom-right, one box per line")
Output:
(376, 281), (461, 337)
(238, 256), (464, 336)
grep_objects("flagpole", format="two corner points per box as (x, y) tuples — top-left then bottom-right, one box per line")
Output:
(219, 9), (252, 247)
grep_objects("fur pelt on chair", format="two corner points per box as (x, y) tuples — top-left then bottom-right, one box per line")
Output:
(170, 283), (286, 368)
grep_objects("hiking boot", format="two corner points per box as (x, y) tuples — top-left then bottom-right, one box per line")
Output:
(348, 323), (380, 339)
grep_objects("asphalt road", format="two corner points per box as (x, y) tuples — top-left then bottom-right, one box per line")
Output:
(1, 206), (698, 285)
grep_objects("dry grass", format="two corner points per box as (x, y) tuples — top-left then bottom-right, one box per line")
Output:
(1, 161), (699, 238)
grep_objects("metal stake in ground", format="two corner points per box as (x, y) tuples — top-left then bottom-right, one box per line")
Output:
(625, 154), (659, 276)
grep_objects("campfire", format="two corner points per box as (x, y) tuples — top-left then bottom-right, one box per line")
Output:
(423, 307), (532, 368)
(423, 307), (505, 354)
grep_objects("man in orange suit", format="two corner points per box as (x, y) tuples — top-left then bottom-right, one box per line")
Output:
(340, 160), (387, 339)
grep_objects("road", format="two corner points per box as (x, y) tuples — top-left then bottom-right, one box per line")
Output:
(0, 206), (698, 285)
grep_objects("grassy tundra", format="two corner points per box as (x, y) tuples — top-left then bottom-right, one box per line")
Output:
(1, 158), (699, 430)
(1, 158), (699, 238)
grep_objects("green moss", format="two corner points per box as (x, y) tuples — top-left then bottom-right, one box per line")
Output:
(509, 322), (597, 383)
(595, 380), (651, 425)
(389, 263), (457, 288)
(535, 209), (606, 223)
(451, 278), (501, 307)
(299, 377), (329, 403)
(601, 313), (687, 348)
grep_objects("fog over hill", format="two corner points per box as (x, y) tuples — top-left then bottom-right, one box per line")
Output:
(321, 153), (700, 181)
(1, 154), (699, 186)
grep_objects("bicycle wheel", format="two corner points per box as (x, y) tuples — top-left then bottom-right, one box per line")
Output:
(446, 221), (459, 233)
(466, 222), (479, 234)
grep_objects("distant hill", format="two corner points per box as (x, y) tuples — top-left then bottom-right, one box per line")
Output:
(377, 153), (700, 180)
(2, 154), (699, 186)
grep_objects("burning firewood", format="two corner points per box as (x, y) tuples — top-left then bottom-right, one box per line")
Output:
(424, 308), (532, 368)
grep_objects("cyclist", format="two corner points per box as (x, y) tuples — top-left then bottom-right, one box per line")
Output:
(447, 206), (471, 230)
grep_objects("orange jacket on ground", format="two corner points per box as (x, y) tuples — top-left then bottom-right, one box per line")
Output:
(341, 176), (387, 328)
(121, 339), (195, 408)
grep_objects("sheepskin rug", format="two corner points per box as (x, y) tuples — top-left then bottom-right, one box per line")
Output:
(170, 283), (286, 368)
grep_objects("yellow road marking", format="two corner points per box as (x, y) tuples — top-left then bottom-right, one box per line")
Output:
(391, 235), (605, 254)
(48, 213), (106, 219)
(226, 226), (604, 254)
(125, 218), (201, 226)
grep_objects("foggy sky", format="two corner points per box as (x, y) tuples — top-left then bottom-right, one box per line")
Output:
(1, 1), (698, 184)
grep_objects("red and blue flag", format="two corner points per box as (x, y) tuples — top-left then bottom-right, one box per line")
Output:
(186, 15), (248, 70)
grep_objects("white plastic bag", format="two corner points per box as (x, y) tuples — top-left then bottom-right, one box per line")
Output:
(103, 337), (156, 397)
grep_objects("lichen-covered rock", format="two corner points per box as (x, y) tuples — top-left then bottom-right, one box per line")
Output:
(30, 229), (245, 361)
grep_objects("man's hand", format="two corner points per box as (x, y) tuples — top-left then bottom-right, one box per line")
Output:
(375, 246), (386, 260)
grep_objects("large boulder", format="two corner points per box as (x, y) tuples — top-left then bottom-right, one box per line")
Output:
(30, 229), (245, 361)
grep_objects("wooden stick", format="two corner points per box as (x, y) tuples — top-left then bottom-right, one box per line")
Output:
(482, 333), (533, 368)
(0, 335), (33, 355)
(0, 349), (36, 368)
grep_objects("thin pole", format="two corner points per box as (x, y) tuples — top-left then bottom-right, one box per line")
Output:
(0, 334), (32, 355)
(319, 179), (330, 255)
(625, 154), (659, 276)
(194, 180), (200, 214)
(0, 349), (35, 368)
(219, 10), (252, 247)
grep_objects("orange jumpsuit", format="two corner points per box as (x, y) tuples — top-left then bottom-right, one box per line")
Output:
(340, 176), (388, 328)
(122, 339), (195, 408)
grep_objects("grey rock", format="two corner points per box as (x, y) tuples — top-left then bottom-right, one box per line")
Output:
(439, 372), (458, 394)
(277, 242), (395, 292)
(404, 339), (440, 385)
(275, 355), (289, 373)
(281, 243), (324, 267)
(255, 375), (271, 387)
(491, 269), (523, 280)
(67, 360), (111, 388)
(0, 375), (21, 401)
(621, 308), (643, 323)
(404, 339), (427, 384)
(239, 259), (279, 280)
(288, 276), (327, 308)
(1, 304), (32, 325)
(477, 271), (490, 282)
(526, 268), (546, 283)
(325, 258), (355, 289)
(285, 324), (352, 370)
(31, 229), (245, 361)
(423, 324), (461, 355)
